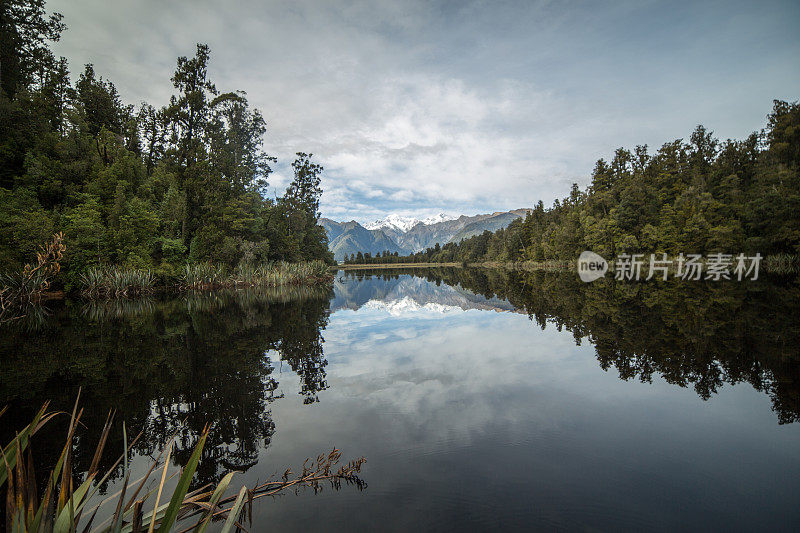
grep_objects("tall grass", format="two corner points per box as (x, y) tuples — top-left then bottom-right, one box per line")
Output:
(181, 263), (227, 289)
(79, 266), (155, 297)
(251, 260), (330, 287)
(75, 260), (330, 298)
(184, 260), (331, 290)
(1, 394), (366, 532)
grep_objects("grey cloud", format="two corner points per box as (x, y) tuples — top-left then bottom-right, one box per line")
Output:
(49, 0), (800, 221)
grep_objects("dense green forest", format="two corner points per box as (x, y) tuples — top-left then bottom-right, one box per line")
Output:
(372, 101), (800, 265)
(0, 1), (332, 287)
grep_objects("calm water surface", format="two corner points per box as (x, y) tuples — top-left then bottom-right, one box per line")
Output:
(2, 269), (799, 531)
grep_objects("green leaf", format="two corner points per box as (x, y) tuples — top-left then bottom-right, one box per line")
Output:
(0, 405), (47, 487)
(220, 486), (248, 533)
(196, 472), (236, 533)
(155, 429), (208, 533)
(53, 476), (93, 533)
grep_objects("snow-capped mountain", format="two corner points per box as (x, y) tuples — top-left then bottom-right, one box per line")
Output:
(330, 275), (521, 314)
(319, 209), (530, 261)
(363, 297), (459, 316)
(364, 213), (455, 233)
(419, 213), (457, 226)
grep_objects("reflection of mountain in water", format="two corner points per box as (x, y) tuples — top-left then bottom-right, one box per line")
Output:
(328, 266), (800, 425)
(330, 271), (519, 314)
(418, 267), (800, 425)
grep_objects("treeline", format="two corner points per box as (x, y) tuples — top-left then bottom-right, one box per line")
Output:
(387, 101), (800, 264)
(342, 250), (403, 264)
(0, 1), (332, 287)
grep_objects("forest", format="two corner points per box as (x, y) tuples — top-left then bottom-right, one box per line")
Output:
(354, 101), (800, 266)
(0, 1), (332, 290)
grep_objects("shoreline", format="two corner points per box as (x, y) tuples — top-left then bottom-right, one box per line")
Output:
(335, 262), (463, 270)
(335, 261), (572, 271)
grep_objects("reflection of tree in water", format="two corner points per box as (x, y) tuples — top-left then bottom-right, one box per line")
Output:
(362, 267), (800, 424)
(0, 283), (333, 487)
(274, 299), (330, 404)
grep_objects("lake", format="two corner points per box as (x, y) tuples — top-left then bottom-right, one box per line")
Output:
(1, 268), (799, 531)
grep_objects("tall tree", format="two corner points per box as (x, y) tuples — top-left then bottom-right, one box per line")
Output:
(0, 0), (65, 98)
(285, 152), (323, 218)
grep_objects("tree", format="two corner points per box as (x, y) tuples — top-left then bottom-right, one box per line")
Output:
(390, 100), (800, 265)
(0, 0), (66, 98)
(167, 43), (217, 170)
(0, 12), (335, 280)
(285, 152), (323, 218)
(76, 64), (124, 136)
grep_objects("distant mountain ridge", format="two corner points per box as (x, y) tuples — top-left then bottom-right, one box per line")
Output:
(330, 273), (521, 314)
(320, 208), (530, 261)
(364, 213), (456, 233)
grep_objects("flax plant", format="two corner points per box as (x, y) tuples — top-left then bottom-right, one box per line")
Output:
(1, 394), (366, 532)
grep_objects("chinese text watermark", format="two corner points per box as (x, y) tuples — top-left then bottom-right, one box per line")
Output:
(577, 252), (762, 282)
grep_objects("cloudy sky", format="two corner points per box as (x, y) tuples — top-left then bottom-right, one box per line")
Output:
(49, 0), (800, 223)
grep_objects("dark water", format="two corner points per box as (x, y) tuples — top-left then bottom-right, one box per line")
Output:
(2, 269), (800, 531)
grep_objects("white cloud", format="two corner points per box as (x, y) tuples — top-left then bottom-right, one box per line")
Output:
(49, 0), (800, 221)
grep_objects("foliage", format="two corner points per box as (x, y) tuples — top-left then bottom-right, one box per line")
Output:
(0, 396), (366, 532)
(181, 260), (330, 290)
(0, 1), (333, 290)
(181, 263), (227, 290)
(0, 233), (64, 322)
(79, 266), (155, 297)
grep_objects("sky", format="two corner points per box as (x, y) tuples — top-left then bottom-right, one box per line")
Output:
(49, 0), (800, 223)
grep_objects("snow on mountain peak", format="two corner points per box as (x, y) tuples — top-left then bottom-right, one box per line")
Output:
(364, 213), (455, 233)
(421, 213), (455, 226)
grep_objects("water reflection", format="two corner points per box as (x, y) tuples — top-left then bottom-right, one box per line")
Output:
(0, 285), (332, 486)
(2, 270), (800, 530)
(335, 268), (800, 424)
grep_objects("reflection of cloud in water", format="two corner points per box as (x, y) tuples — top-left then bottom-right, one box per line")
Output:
(255, 271), (800, 531)
(322, 277), (596, 453)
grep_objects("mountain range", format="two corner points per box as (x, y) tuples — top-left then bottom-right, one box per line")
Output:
(330, 273), (521, 314)
(319, 208), (530, 261)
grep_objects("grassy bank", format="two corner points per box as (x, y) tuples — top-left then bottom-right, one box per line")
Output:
(78, 260), (332, 297)
(1, 235), (334, 321)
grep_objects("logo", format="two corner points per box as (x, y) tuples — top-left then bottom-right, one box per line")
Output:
(577, 251), (608, 282)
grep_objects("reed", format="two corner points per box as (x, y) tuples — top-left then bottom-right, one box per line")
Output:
(258, 260), (330, 286)
(78, 261), (330, 298)
(1, 393), (366, 532)
(186, 260), (331, 290)
(79, 266), (155, 297)
(181, 263), (227, 290)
